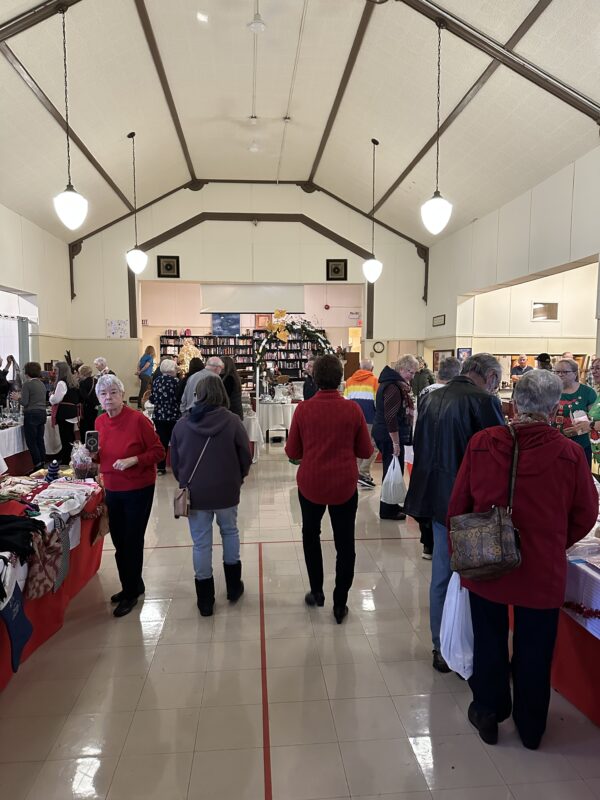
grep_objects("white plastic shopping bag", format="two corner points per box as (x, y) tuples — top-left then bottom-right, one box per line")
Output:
(440, 572), (474, 680)
(380, 456), (407, 505)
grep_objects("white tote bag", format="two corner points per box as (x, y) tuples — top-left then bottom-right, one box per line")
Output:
(380, 456), (407, 505)
(440, 572), (474, 680)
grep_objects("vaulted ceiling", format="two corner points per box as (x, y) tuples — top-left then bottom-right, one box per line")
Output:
(1, 0), (599, 246)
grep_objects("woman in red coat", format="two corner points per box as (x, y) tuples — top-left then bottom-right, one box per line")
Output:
(448, 369), (597, 750)
(286, 354), (372, 623)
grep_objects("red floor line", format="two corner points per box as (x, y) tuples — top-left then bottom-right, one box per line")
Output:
(258, 542), (273, 800)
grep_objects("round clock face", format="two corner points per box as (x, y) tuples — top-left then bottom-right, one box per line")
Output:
(373, 341), (385, 354)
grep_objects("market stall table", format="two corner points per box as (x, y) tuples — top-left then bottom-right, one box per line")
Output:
(243, 414), (264, 462)
(0, 418), (61, 475)
(257, 401), (296, 442)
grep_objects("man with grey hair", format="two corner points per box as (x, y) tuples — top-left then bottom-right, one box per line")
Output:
(404, 353), (505, 673)
(412, 356), (435, 404)
(180, 356), (224, 413)
(344, 357), (379, 486)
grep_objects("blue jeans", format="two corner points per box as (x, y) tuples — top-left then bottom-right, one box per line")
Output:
(188, 506), (241, 580)
(431, 521), (452, 650)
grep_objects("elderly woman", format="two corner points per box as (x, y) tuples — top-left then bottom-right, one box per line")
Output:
(95, 374), (165, 618)
(18, 362), (47, 470)
(221, 356), (243, 420)
(286, 355), (372, 623)
(94, 357), (113, 376)
(372, 354), (418, 520)
(149, 358), (180, 475)
(448, 370), (597, 750)
(49, 360), (81, 465)
(170, 375), (252, 616)
(553, 358), (597, 466)
(575, 357), (600, 467)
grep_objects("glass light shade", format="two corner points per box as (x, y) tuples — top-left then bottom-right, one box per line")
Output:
(420, 190), (452, 235)
(248, 12), (266, 32)
(362, 258), (383, 283)
(126, 248), (148, 274)
(53, 184), (88, 230)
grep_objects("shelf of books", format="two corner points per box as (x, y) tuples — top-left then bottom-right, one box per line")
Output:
(252, 327), (326, 378)
(159, 332), (255, 388)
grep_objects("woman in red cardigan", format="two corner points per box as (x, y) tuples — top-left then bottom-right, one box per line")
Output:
(448, 369), (597, 750)
(286, 354), (372, 623)
(95, 375), (165, 618)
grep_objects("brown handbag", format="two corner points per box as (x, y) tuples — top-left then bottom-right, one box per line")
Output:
(449, 425), (521, 581)
(174, 437), (210, 519)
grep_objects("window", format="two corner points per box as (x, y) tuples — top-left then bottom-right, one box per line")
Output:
(531, 302), (559, 321)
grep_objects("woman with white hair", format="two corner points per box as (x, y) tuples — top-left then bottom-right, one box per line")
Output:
(94, 357), (114, 376)
(95, 374), (165, 617)
(448, 369), (597, 750)
(149, 358), (181, 475)
(49, 360), (81, 464)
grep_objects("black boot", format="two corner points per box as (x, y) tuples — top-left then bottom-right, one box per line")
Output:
(195, 577), (215, 616)
(223, 561), (244, 603)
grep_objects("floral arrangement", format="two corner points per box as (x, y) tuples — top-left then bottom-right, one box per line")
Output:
(255, 309), (334, 372)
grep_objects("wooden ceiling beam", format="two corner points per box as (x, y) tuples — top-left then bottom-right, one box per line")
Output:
(373, 0), (554, 214)
(0, 0), (82, 43)
(133, 0), (197, 181)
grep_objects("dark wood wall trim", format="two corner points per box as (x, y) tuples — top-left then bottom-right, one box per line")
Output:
(0, 42), (134, 212)
(307, 2), (374, 182)
(133, 0), (197, 181)
(366, 282), (374, 339)
(68, 241), (81, 300)
(396, 0), (600, 122)
(373, 0), (553, 213)
(128, 269), (137, 338)
(0, 0), (82, 43)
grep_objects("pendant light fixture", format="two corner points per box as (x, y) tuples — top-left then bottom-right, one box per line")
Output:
(125, 132), (148, 275)
(53, 7), (88, 231)
(420, 20), (452, 236)
(248, 0), (266, 33)
(362, 138), (383, 284)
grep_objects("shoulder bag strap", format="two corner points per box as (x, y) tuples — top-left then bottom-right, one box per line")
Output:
(186, 437), (211, 488)
(507, 425), (519, 514)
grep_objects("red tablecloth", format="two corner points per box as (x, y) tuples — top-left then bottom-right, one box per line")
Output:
(0, 492), (105, 692)
(551, 610), (600, 726)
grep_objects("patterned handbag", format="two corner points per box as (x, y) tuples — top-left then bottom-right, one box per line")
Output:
(449, 425), (521, 581)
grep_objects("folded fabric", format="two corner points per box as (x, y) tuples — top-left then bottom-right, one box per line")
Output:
(0, 583), (33, 672)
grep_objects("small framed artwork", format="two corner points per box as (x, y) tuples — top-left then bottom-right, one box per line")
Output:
(255, 314), (272, 329)
(432, 314), (446, 327)
(457, 347), (472, 362)
(326, 259), (348, 281)
(157, 255), (180, 279)
(433, 349), (454, 372)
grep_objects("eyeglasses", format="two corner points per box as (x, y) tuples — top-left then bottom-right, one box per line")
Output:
(554, 370), (575, 375)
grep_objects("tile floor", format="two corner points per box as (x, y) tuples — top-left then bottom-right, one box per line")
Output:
(1, 445), (600, 799)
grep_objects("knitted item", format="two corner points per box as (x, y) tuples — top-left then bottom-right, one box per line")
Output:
(45, 460), (60, 483)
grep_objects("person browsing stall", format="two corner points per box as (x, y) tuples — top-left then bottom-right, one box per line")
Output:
(553, 358), (597, 466)
(343, 358), (379, 487)
(180, 356), (224, 413)
(18, 362), (48, 471)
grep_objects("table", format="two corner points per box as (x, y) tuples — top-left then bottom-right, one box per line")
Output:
(0, 419), (61, 475)
(0, 491), (105, 692)
(257, 402), (297, 441)
(243, 415), (264, 463)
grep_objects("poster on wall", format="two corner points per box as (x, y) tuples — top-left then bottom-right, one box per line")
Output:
(105, 319), (128, 339)
(212, 314), (240, 335)
(432, 349), (454, 372)
(457, 347), (472, 363)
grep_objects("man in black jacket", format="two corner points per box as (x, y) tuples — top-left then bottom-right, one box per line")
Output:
(404, 353), (505, 673)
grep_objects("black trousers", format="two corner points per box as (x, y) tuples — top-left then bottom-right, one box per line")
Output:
(138, 374), (152, 408)
(57, 419), (75, 465)
(154, 419), (177, 471)
(79, 409), (97, 443)
(23, 410), (46, 467)
(469, 592), (559, 744)
(372, 430), (404, 518)
(418, 518), (433, 550)
(299, 490), (358, 608)
(106, 484), (155, 600)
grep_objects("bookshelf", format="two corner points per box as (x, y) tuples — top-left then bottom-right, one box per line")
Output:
(159, 332), (255, 388)
(252, 327), (327, 378)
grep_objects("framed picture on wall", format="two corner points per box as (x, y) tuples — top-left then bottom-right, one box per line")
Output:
(326, 259), (347, 281)
(255, 314), (272, 329)
(212, 314), (240, 336)
(432, 349), (454, 372)
(457, 347), (472, 362)
(157, 255), (180, 279)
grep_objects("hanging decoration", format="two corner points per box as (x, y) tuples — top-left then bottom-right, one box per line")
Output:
(254, 310), (334, 372)
(126, 131), (148, 274)
(363, 138), (383, 283)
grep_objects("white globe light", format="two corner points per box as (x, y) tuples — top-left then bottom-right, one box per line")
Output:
(420, 190), (452, 235)
(126, 248), (148, 274)
(247, 12), (266, 32)
(362, 258), (383, 283)
(53, 184), (88, 230)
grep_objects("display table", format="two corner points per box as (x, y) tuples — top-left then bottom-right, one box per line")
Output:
(257, 401), (296, 441)
(243, 415), (264, 463)
(0, 419), (61, 475)
(0, 490), (105, 692)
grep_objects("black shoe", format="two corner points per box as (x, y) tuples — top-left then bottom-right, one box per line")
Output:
(113, 596), (138, 618)
(223, 562), (244, 603)
(333, 605), (348, 624)
(110, 591), (124, 604)
(305, 591), (325, 607)
(380, 511), (406, 521)
(357, 474), (375, 488)
(422, 546), (433, 560)
(432, 649), (451, 673)
(468, 702), (498, 745)
(157, 468), (167, 476)
(195, 577), (215, 616)
(518, 731), (542, 750)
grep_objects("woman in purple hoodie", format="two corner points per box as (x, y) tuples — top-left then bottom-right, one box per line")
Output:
(170, 375), (252, 616)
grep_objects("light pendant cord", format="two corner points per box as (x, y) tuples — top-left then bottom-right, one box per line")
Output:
(60, 9), (72, 185)
(435, 21), (442, 193)
(129, 132), (139, 246)
(371, 138), (379, 255)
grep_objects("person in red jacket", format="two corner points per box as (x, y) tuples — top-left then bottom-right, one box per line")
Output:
(448, 369), (597, 750)
(285, 354), (372, 623)
(95, 374), (165, 618)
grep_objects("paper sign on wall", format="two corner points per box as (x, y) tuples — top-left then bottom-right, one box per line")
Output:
(105, 319), (128, 339)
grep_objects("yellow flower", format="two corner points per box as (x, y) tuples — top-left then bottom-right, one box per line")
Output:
(276, 330), (289, 343)
(274, 309), (287, 320)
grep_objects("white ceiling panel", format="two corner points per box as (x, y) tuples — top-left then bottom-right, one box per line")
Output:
(9, 0), (190, 206)
(0, 55), (128, 240)
(514, 0), (600, 103)
(435, 0), (539, 42)
(315, 2), (491, 212)
(378, 66), (599, 244)
(145, 0), (364, 179)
